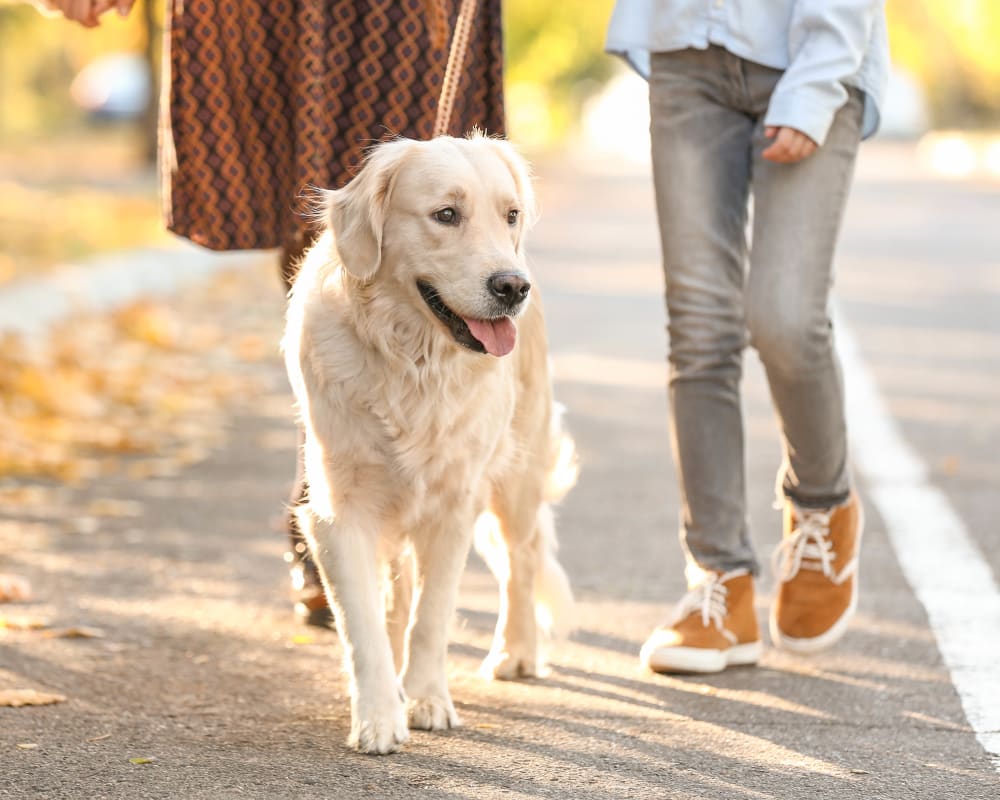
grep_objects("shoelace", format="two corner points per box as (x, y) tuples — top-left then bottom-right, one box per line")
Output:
(772, 508), (839, 583)
(669, 569), (747, 643)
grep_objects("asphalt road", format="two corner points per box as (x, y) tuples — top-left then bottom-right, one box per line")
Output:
(2, 142), (998, 799)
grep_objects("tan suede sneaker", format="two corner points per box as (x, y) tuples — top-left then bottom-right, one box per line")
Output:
(770, 492), (863, 654)
(640, 569), (762, 674)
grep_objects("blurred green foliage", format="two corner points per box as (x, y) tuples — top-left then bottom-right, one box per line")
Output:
(0, 3), (161, 279)
(887, 0), (1000, 126)
(0, 1), (621, 140)
(1, 0), (999, 144)
(0, 1), (154, 137)
(503, 0), (617, 141)
(2, 0), (998, 277)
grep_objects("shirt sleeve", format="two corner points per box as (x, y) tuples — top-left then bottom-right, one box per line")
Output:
(764, 0), (883, 146)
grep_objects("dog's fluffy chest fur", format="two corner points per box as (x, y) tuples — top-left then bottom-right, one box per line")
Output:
(285, 257), (519, 525)
(366, 349), (518, 512)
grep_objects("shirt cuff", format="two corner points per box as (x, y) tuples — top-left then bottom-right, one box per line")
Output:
(763, 84), (846, 147)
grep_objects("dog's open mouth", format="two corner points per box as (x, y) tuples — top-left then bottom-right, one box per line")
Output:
(417, 281), (517, 357)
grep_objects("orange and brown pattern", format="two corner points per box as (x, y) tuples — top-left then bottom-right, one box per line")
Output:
(162, 0), (505, 253)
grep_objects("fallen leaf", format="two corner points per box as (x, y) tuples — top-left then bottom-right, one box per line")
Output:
(474, 723), (500, 729)
(43, 626), (105, 639)
(850, 769), (872, 775)
(0, 615), (49, 631)
(0, 574), (31, 602)
(128, 757), (155, 765)
(125, 459), (179, 480)
(16, 743), (39, 750)
(173, 445), (209, 467)
(85, 499), (143, 518)
(0, 689), (67, 707)
(291, 634), (315, 645)
(114, 302), (177, 348)
(0, 486), (55, 506)
(65, 517), (100, 536)
(0, 253), (14, 283)
(234, 334), (269, 361)
(86, 733), (112, 742)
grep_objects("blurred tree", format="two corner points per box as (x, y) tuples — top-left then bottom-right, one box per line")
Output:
(139, 0), (161, 162)
(887, 0), (1000, 126)
(503, 0), (617, 144)
(2, 1), (998, 150)
(0, 1), (153, 142)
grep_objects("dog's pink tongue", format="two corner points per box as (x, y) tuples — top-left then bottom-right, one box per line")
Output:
(464, 317), (517, 357)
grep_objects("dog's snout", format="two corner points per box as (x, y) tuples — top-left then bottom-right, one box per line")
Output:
(487, 272), (531, 307)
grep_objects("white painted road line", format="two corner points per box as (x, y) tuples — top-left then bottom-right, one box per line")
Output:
(838, 310), (1000, 773)
(0, 244), (264, 339)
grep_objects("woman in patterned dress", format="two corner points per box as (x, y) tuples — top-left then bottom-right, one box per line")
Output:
(45, 0), (507, 625)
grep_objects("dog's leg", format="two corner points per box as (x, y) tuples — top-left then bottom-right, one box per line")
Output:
(298, 507), (409, 754)
(400, 512), (475, 731)
(481, 489), (544, 680)
(385, 548), (414, 675)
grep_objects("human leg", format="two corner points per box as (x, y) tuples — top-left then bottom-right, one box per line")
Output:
(279, 234), (332, 626)
(744, 81), (866, 652)
(649, 48), (758, 577)
(642, 48), (763, 673)
(745, 91), (864, 509)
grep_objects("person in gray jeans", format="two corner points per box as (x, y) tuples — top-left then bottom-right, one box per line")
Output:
(606, 1), (889, 673)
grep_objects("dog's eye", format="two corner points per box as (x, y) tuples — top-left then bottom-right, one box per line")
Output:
(507, 209), (520, 226)
(434, 207), (458, 225)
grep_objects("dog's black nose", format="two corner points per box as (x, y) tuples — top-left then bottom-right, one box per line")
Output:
(487, 272), (531, 307)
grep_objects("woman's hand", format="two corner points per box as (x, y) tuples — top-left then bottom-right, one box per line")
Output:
(38, 0), (136, 28)
(762, 126), (818, 164)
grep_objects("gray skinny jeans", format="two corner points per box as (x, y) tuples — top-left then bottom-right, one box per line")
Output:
(649, 46), (862, 577)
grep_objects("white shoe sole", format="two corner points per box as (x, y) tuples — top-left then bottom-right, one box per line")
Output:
(641, 640), (763, 675)
(770, 503), (864, 655)
(769, 588), (858, 654)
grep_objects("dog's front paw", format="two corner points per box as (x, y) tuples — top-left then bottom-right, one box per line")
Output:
(480, 647), (544, 681)
(349, 689), (409, 755)
(407, 693), (460, 731)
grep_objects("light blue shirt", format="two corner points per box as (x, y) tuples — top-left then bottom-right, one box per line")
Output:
(605, 0), (889, 145)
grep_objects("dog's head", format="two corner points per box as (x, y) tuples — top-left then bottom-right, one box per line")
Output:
(323, 134), (537, 357)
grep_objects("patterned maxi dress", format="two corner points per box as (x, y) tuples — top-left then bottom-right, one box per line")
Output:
(161, 0), (505, 258)
(159, 0), (505, 611)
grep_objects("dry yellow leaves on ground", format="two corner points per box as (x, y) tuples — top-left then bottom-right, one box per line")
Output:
(43, 626), (106, 639)
(0, 614), (48, 631)
(0, 291), (266, 486)
(0, 574), (31, 602)
(0, 689), (67, 707)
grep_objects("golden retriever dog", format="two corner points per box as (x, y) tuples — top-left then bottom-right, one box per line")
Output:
(283, 134), (575, 755)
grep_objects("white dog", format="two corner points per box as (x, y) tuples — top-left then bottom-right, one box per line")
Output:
(282, 134), (575, 755)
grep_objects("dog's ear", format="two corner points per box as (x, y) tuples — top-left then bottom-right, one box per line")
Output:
(327, 140), (413, 281)
(486, 138), (538, 251)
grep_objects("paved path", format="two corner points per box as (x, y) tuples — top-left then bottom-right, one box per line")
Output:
(2, 144), (998, 799)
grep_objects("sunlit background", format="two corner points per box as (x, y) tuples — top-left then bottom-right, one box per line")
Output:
(1, 5), (999, 784)
(3, 0), (996, 485)
(1, 0), (999, 282)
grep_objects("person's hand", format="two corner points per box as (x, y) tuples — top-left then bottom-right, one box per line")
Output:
(38, 0), (136, 28)
(762, 126), (818, 164)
